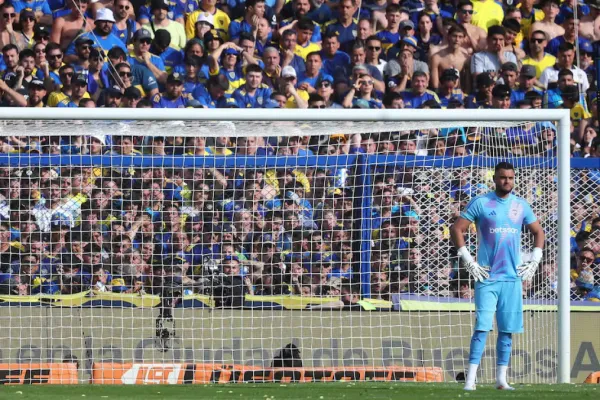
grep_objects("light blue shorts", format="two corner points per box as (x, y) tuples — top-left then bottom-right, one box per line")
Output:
(474, 280), (523, 333)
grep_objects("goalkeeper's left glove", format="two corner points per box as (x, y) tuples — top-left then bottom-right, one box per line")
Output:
(517, 248), (543, 281)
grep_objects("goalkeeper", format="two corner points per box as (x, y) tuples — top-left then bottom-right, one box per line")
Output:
(450, 162), (545, 391)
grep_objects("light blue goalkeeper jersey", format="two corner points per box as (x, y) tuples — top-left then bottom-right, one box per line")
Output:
(461, 192), (537, 281)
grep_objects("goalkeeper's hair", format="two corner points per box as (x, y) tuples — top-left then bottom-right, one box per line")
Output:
(494, 161), (515, 174)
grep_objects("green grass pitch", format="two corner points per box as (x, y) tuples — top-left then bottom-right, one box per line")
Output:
(0, 383), (598, 399)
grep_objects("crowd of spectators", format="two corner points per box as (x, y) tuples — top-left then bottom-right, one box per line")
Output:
(0, 0), (598, 304)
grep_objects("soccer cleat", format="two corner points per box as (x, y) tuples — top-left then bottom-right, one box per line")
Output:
(496, 384), (515, 390)
(463, 384), (476, 391)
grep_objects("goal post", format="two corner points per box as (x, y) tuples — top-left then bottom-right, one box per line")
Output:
(0, 108), (571, 384)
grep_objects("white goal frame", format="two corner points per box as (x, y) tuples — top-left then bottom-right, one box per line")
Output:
(0, 108), (571, 384)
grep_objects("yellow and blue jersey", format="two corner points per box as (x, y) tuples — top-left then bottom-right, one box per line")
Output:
(218, 65), (245, 93)
(185, 8), (231, 40)
(232, 85), (272, 108)
(151, 92), (192, 108)
(294, 42), (322, 61)
(400, 90), (440, 109)
(228, 17), (253, 42)
(281, 17), (322, 43)
(376, 30), (400, 52)
(322, 18), (358, 47)
(439, 89), (464, 108)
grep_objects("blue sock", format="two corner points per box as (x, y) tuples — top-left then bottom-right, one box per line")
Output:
(497, 332), (512, 366)
(468, 330), (488, 365)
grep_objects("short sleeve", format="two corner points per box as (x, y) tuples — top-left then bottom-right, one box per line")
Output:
(522, 201), (537, 225)
(228, 21), (241, 41)
(471, 53), (484, 74)
(142, 69), (159, 92)
(460, 197), (482, 222)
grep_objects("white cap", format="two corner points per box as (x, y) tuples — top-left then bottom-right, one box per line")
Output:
(281, 66), (297, 78)
(95, 8), (116, 23)
(196, 12), (214, 26)
(89, 133), (106, 145)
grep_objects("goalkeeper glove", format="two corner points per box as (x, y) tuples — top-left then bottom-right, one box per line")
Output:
(517, 248), (543, 281)
(458, 246), (489, 282)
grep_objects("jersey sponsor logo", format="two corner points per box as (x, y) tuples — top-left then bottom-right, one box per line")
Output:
(489, 211), (496, 216)
(489, 227), (519, 234)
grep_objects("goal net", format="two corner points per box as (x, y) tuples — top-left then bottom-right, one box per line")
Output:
(0, 110), (570, 385)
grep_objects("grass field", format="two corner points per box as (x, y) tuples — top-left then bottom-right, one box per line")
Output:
(0, 383), (597, 400)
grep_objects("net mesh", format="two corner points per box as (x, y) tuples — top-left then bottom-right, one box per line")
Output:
(0, 119), (562, 384)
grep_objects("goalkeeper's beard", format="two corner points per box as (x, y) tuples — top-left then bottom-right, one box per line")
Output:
(495, 185), (513, 197)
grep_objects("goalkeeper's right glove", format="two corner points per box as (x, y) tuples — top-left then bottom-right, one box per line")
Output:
(458, 246), (489, 282)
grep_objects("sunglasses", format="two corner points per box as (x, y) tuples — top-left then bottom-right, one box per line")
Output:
(460, 9), (474, 14)
(311, 104), (326, 108)
(3, 13), (16, 18)
(138, 38), (152, 45)
(61, 72), (74, 77)
(367, 46), (381, 51)
(48, 53), (63, 59)
(317, 81), (331, 88)
(37, 35), (50, 40)
(361, 80), (374, 85)
(79, 45), (91, 50)
(530, 38), (545, 43)
(118, 5), (130, 9)
(21, 16), (35, 21)
(119, 71), (133, 77)
(580, 256), (595, 263)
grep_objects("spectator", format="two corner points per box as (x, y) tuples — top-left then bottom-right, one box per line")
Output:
(50, 0), (94, 51)
(279, 65), (308, 108)
(152, 72), (191, 107)
(142, 0), (186, 50)
(323, 0), (358, 52)
(531, 0), (564, 40)
(129, 28), (167, 85)
(342, 72), (382, 109)
(437, 68), (464, 108)
(547, 13), (592, 57)
(429, 25), (468, 90)
(539, 42), (589, 93)
(376, 4), (403, 52)
(232, 63), (272, 108)
(228, 0), (265, 44)
(57, 73), (89, 107)
(0, 4), (18, 50)
(112, 0), (140, 47)
(65, 8), (126, 61)
(470, 25), (518, 84)
(185, 0), (230, 41)
(455, 0), (486, 53)
(152, 30), (182, 74)
(16, 8), (36, 51)
(522, 30), (556, 80)
(280, 30), (306, 76)
(292, 18), (320, 61)
(400, 71), (440, 108)
(320, 32), (349, 79)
